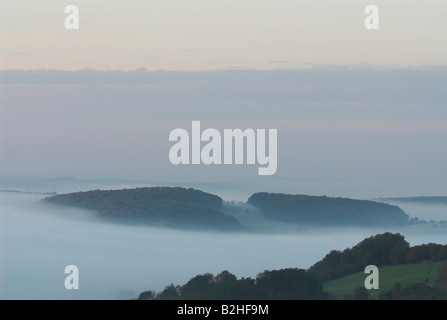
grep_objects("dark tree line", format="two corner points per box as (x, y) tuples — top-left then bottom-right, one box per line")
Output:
(343, 283), (445, 300)
(44, 187), (246, 231)
(45, 188), (419, 231)
(308, 232), (447, 282)
(378, 283), (445, 300)
(138, 269), (327, 300)
(137, 232), (447, 300)
(248, 192), (409, 226)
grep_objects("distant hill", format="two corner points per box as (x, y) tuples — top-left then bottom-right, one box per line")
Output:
(44, 187), (246, 231)
(45, 188), (415, 231)
(248, 192), (409, 226)
(374, 196), (447, 204)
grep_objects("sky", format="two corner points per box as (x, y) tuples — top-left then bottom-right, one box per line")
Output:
(0, 0), (446, 70)
(0, 1), (446, 199)
(1, 68), (445, 199)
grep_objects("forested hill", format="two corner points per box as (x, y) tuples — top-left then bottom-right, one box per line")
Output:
(137, 232), (447, 300)
(44, 187), (245, 231)
(247, 192), (409, 226)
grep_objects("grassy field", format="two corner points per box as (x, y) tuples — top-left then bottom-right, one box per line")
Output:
(323, 261), (443, 299)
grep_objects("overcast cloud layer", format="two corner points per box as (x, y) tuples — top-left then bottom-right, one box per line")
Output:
(0, 68), (445, 199)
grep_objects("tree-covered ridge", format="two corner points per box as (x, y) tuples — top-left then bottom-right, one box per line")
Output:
(309, 232), (447, 282)
(137, 233), (447, 300)
(45, 188), (414, 231)
(247, 192), (409, 225)
(44, 187), (245, 231)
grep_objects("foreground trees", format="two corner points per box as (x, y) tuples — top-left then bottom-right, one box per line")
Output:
(309, 232), (447, 282)
(137, 232), (447, 300)
(151, 269), (327, 300)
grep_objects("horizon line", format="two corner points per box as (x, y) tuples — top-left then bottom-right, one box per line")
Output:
(1, 64), (447, 73)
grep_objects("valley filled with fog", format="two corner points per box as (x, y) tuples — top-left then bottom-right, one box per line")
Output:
(1, 187), (445, 300)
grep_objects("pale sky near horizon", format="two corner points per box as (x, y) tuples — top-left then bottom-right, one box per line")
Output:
(0, 0), (446, 71)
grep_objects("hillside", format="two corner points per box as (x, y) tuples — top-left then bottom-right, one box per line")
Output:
(137, 232), (447, 300)
(308, 232), (447, 282)
(324, 261), (444, 299)
(44, 187), (246, 231)
(248, 192), (409, 226)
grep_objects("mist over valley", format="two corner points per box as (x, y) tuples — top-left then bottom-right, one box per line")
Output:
(1, 178), (445, 299)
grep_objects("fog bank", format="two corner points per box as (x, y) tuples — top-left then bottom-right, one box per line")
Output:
(1, 192), (445, 299)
